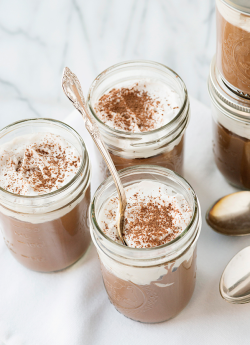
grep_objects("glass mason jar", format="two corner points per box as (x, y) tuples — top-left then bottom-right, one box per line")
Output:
(208, 56), (250, 189)
(0, 119), (91, 272)
(87, 60), (190, 176)
(90, 165), (201, 323)
(216, 0), (250, 97)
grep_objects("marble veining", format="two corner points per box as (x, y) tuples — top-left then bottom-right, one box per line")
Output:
(0, 0), (216, 129)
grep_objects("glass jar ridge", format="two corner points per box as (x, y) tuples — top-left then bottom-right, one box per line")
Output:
(90, 165), (201, 323)
(87, 60), (190, 174)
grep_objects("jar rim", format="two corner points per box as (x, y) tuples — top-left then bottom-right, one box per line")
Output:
(220, 0), (250, 15)
(208, 56), (250, 121)
(87, 59), (189, 137)
(90, 165), (199, 254)
(0, 118), (88, 200)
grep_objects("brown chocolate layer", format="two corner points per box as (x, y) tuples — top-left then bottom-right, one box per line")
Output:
(0, 186), (91, 272)
(217, 8), (250, 95)
(108, 136), (184, 175)
(213, 121), (250, 189)
(100, 247), (197, 323)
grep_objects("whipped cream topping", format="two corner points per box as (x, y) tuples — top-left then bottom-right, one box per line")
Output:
(98, 181), (192, 248)
(0, 133), (81, 196)
(94, 79), (181, 133)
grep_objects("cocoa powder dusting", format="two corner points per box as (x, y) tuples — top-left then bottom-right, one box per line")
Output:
(19, 143), (78, 194)
(95, 86), (159, 132)
(101, 182), (192, 248)
(124, 197), (181, 248)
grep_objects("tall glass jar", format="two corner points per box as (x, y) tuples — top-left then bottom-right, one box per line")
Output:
(216, 0), (250, 97)
(208, 56), (250, 189)
(87, 60), (190, 176)
(90, 165), (201, 323)
(0, 119), (91, 272)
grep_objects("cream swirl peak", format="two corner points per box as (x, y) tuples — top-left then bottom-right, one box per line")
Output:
(98, 181), (192, 248)
(94, 79), (181, 133)
(0, 133), (81, 196)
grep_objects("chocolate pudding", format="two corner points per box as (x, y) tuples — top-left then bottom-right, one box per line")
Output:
(213, 120), (250, 189)
(0, 122), (91, 272)
(90, 167), (201, 323)
(98, 181), (196, 322)
(100, 248), (196, 323)
(216, 0), (250, 96)
(87, 61), (190, 175)
(109, 136), (184, 175)
(1, 187), (90, 272)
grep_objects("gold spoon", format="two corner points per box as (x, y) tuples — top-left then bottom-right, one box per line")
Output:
(62, 67), (127, 245)
(206, 191), (250, 236)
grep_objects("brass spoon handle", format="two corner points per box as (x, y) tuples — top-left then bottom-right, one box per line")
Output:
(62, 67), (127, 245)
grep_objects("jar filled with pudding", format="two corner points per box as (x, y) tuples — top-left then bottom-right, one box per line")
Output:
(87, 60), (190, 175)
(208, 56), (250, 189)
(90, 165), (201, 323)
(216, 0), (250, 97)
(0, 119), (91, 272)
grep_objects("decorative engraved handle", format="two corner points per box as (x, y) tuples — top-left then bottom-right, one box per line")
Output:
(62, 67), (127, 245)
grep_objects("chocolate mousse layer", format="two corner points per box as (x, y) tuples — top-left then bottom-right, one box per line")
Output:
(109, 136), (184, 174)
(213, 121), (250, 189)
(100, 248), (196, 323)
(217, 3), (250, 95)
(1, 186), (91, 272)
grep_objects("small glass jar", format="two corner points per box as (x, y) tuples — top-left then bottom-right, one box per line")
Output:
(87, 60), (190, 176)
(208, 56), (250, 189)
(216, 0), (250, 97)
(0, 119), (91, 272)
(90, 165), (201, 323)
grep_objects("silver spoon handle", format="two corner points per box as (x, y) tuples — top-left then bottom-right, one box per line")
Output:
(86, 120), (127, 240)
(62, 67), (127, 245)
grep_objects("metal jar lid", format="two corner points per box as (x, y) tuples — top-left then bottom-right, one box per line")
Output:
(208, 56), (250, 121)
(221, 0), (250, 15)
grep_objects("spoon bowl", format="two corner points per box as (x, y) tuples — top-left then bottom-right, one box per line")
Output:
(220, 246), (250, 304)
(206, 191), (250, 236)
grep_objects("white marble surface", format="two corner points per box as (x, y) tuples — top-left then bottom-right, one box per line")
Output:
(0, 0), (216, 130)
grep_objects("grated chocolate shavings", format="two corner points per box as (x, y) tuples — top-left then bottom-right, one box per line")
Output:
(0, 133), (81, 195)
(95, 86), (160, 132)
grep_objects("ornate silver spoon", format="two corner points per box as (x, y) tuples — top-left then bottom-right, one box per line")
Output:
(62, 67), (127, 245)
(206, 191), (250, 236)
(220, 246), (250, 304)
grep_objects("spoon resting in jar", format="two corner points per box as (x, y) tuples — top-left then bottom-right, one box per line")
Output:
(62, 67), (127, 246)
